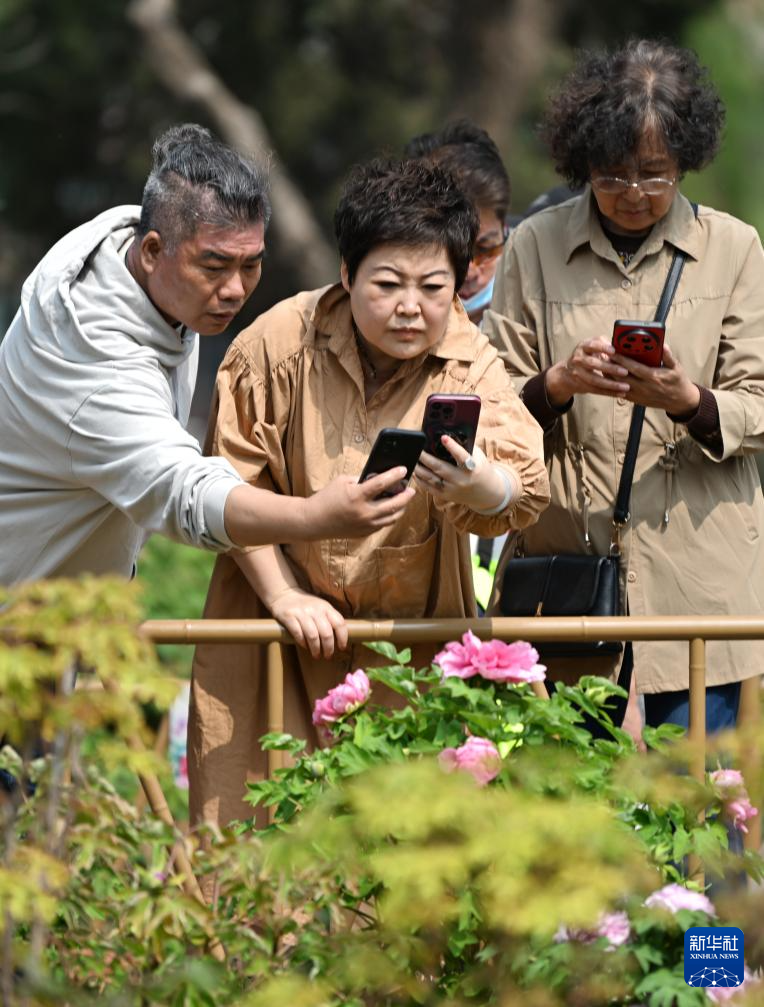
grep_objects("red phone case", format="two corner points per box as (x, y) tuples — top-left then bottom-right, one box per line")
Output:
(422, 393), (481, 465)
(612, 319), (666, 367)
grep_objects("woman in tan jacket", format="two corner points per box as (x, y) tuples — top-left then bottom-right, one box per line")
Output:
(189, 158), (549, 831)
(484, 39), (764, 733)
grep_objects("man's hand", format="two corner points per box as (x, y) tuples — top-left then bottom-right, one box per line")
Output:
(613, 344), (700, 414)
(304, 468), (414, 539)
(268, 587), (348, 658)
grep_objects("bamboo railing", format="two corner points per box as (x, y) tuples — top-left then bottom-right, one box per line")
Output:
(129, 615), (762, 959)
(140, 614), (762, 844)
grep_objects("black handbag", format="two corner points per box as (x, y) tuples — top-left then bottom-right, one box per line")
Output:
(497, 236), (692, 660)
(499, 553), (622, 658)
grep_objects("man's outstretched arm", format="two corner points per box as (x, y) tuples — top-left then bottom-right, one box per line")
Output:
(223, 468), (415, 545)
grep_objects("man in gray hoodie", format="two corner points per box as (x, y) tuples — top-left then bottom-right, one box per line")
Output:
(0, 124), (412, 586)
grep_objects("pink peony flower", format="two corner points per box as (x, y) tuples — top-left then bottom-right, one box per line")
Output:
(711, 769), (745, 790)
(472, 639), (546, 683)
(439, 735), (501, 787)
(434, 631), (546, 684)
(434, 630), (484, 679)
(725, 796), (758, 834)
(596, 910), (631, 948)
(644, 883), (715, 916)
(555, 910), (631, 950)
(312, 670), (371, 727)
(710, 768), (759, 835)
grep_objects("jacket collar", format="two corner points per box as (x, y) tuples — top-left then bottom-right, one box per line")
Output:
(311, 282), (479, 365)
(565, 187), (701, 264)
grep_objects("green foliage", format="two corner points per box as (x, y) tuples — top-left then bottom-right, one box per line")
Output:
(135, 534), (215, 676)
(0, 576), (176, 756)
(2, 587), (763, 1006)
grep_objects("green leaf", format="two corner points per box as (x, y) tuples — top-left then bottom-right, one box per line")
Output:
(672, 827), (694, 861)
(367, 665), (418, 697)
(364, 641), (408, 664)
(260, 732), (307, 754)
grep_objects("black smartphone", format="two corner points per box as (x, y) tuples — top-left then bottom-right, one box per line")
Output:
(359, 428), (426, 498)
(421, 393), (482, 465)
(612, 319), (666, 367)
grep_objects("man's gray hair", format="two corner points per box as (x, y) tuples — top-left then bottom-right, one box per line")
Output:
(138, 123), (271, 248)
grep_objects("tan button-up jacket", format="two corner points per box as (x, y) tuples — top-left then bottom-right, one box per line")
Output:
(483, 190), (764, 693)
(189, 284), (549, 829)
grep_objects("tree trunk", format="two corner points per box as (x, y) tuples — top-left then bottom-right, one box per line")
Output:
(127, 0), (335, 289)
(461, 0), (561, 156)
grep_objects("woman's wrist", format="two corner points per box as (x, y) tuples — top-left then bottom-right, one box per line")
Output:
(472, 466), (519, 516)
(544, 362), (576, 408)
(263, 585), (303, 615)
(667, 381), (701, 420)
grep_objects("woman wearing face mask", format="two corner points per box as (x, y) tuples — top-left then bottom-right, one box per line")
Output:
(189, 158), (549, 836)
(484, 38), (764, 735)
(405, 120), (511, 325)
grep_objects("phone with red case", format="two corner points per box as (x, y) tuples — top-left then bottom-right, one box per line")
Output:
(421, 393), (481, 465)
(358, 428), (426, 498)
(612, 319), (666, 367)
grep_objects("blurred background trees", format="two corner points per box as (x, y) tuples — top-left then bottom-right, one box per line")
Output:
(1, 0), (762, 637)
(2, 0), (762, 343)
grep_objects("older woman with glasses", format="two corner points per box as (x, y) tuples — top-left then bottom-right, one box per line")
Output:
(484, 38), (764, 736)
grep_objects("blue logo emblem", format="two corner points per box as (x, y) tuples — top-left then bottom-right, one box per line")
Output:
(684, 927), (744, 989)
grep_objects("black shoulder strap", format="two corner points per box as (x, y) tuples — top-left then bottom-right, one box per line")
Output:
(612, 202), (697, 532)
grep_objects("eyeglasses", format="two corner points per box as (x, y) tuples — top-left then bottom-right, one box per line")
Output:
(472, 224), (510, 266)
(591, 176), (676, 197)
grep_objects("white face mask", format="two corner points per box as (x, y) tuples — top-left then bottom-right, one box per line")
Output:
(459, 275), (495, 315)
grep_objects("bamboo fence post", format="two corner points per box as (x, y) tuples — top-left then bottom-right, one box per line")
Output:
(99, 678), (225, 962)
(134, 709), (171, 816)
(531, 680), (550, 700)
(687, 638), (706, 885)
(266, 641), (285, 824)
(130, 743), (226, 962)
(738, 674), (762, 852)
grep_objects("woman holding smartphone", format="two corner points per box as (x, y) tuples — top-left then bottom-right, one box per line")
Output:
(483, 39), (764, 734)
(189, 158), (549, 834)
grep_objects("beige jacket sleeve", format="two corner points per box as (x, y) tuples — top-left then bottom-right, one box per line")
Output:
(707, 226), (764, 461)
(206, 344), (290, 496)
(482, 229), (545, 395)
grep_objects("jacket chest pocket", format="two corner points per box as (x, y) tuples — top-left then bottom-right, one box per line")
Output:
(547, 300), (621, 370)
(362, 529), (439, 619)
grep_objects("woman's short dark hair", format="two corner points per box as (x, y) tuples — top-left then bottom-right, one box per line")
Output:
(334, 158), (479, 290)
(404, 119), (510, 221)
(541, 38), (725, 188)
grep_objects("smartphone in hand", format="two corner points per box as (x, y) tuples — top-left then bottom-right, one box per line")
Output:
(359, 428), (426, 498)
(422, 393), (481, 465)
(612, 319), (666, 367)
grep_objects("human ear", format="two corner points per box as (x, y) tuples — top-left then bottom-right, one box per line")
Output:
(139, 231), (164, 275)
(339, 260), (351, 294)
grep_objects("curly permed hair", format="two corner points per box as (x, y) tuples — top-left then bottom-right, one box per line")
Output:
(334, 158), (478, 290)
(541, 38), (725, 188)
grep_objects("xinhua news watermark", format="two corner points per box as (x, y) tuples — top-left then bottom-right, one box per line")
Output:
(684, 926), (744, 990)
